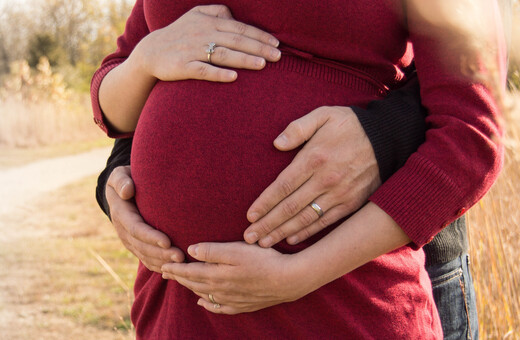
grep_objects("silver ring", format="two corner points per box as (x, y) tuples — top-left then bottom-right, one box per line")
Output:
(206, 42), (216, 64)
(310, 202), (324, 217)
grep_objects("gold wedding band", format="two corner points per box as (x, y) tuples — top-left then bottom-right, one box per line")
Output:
(310, 202), (324, 217)
(209, 293), (220, 309)
(206, 42), (216, 64)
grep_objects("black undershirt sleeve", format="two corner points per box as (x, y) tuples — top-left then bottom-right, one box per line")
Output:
(96, 137), (133, 219)
(351, 73), (426, 183)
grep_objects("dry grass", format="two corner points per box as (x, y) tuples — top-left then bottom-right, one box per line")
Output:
(467, 91), (520, 340)
(0, 138), (112, 170)
(0, 176), (137, 339)
(0, 95), (105, 148)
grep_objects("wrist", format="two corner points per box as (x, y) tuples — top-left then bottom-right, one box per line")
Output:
(127, 40), (157, 86)
(282, 252), (327, 299)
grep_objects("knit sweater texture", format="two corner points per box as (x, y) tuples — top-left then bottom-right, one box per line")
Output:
(91, 1), (503, 338)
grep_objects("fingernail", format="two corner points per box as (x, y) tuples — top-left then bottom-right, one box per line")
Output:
(245, 231), (259, 243)
(158, 241), (168, 248)
(197, 299), (203, 306)
(271, 49), (281, 60)
(171, 254), (179, 262)
(259, 236), (273, 248)
(287, 235), (299, 245)
(227, 71), (237, 81)
(248, 211), (259, 222)
(274, 133), (288, 147)
(270, 38), (279, 47)
(255, 58), (266, 68)
(188, 245), (198, 257)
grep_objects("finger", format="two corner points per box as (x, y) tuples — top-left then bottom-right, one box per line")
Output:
(248, 180), (326, 246)
(106, 186), (175, 251)
(116, 228), (184, 273)
(208, 46), (266, 70)
(245, 154), (314, 229)
(215, 31), (281, 62)
(273, 107), (330, 151)
(131, 236), (184, 263)
(161, 262), (215, 283)
(187, 242), (245, 264)
(286, 204), (350, 245)
(168, 274), (210, 293)
(184, 61), (238, 82)
(213, 14), (279, 47)
(106, 165), (134, 200)
(192, 4), (233, 20)
(257, 195), (328, 248)
(141, 263), (163, 274)
(197, 298), (239, 315)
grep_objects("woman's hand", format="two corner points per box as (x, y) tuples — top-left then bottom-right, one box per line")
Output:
(244, 106), (381, 247)
(99, 4), (281, 133)
(161, 242), (312, 315)
(131, 5), (281, 83)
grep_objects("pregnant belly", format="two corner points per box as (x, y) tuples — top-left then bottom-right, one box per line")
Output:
(131, 56), (381, 258)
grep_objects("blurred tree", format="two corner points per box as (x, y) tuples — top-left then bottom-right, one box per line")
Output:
(27, 33), (66, 68)
(38, 0), (97, 66)
(0, 2), (36, 75)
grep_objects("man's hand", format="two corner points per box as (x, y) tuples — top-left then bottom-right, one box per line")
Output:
(244, 106), (381, 247)
(106, 166), (185, 272)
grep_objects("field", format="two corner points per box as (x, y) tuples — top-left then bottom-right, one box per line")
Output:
(467, 92), (520, 339)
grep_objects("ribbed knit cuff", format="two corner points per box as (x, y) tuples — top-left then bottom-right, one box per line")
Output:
(90, 58), (134, 139)
(370, 153), (465, 249)
(352, 86), (426, 183)
(423, 216), (468, 266)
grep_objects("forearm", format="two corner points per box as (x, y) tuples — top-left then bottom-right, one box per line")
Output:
(98, 53), (157, 134)
(292, 202), (411, 291)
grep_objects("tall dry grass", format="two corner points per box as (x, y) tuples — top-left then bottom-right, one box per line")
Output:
(0, 58), (104, 147)
(468, 91), (520, 339)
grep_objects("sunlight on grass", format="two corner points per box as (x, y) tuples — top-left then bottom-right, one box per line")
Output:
(467, 91), (520, 339)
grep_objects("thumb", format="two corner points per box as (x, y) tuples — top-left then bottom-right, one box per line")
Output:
(107, 165), (135, 200)
(273, 107), (329, 151)
(187, 242), (244, 265)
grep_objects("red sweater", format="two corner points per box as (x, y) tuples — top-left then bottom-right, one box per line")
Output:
(91, 1), (503, 338)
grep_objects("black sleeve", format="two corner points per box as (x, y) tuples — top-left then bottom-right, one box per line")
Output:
(351, 73), (426, 182)
(96, 138), (133, 219)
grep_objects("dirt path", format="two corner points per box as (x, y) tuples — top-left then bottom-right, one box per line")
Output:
(0, 147), (135, 340)
(0, 146), (112, 222)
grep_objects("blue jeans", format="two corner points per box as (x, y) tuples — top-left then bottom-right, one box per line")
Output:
(426, 253), (479, 340)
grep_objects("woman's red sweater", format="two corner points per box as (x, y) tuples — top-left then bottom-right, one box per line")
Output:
(91, 1), (504, 338)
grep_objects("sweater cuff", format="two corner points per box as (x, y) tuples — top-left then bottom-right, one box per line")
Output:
(90, 58), (134, 139)
(369, 153), (466, 249)
(352, 90), (426, 183)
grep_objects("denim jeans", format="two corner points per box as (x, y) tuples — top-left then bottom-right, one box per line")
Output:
(426, 253), (479, 340)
